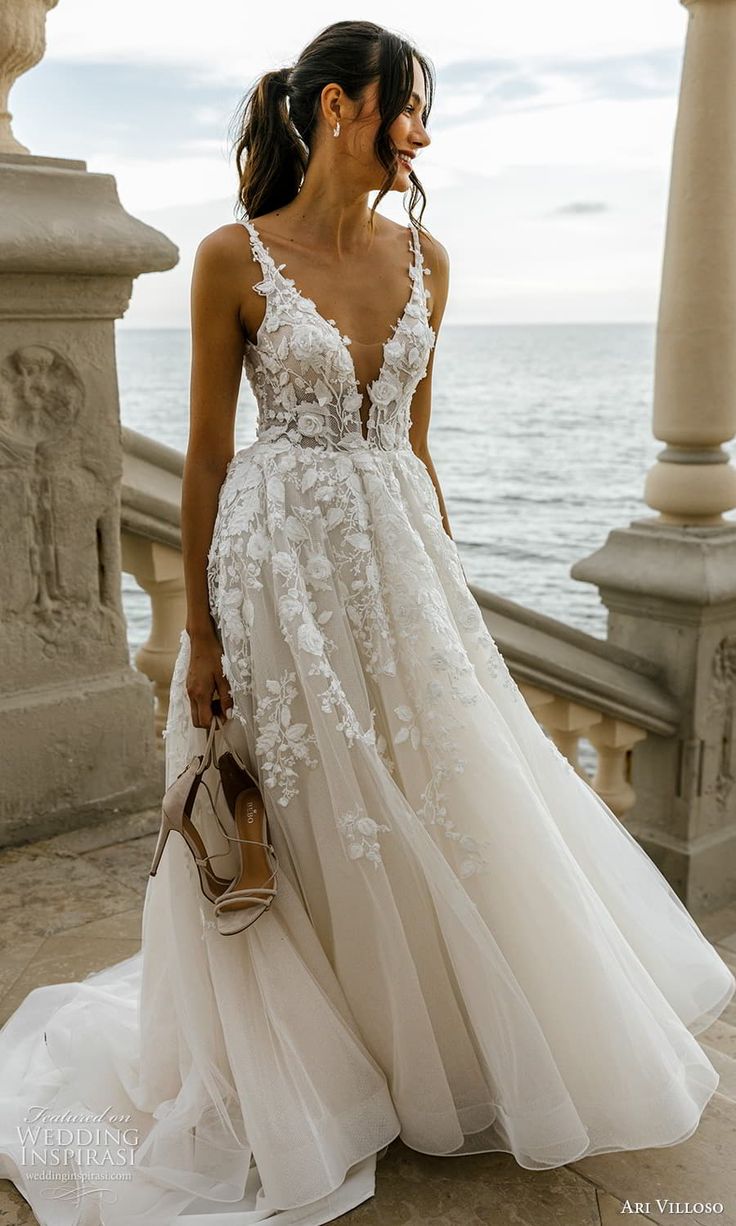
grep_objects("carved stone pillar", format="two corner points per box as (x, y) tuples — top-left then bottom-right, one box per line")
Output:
(0, 150), (178, 845)
(572, 0), (736, 917)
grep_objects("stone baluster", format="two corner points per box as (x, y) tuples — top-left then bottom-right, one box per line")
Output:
(587, 718), (648, 818)
(122, 537), (186, 735)
(534, 697), (602, 781)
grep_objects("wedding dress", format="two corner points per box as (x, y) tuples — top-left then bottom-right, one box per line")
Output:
(1, 209), (734, 1226)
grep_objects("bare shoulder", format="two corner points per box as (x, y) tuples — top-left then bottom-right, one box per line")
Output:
(417, 227), (449, 280)
(194, 222), (255, 275)
(192, 223), (264, 339)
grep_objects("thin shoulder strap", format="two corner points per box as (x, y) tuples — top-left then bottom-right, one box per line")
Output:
(408, 218), (423, 272)
(408, 218), (431, 310)
(238, 210), (283, 281)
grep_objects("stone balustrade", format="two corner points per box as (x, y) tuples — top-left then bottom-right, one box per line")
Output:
(516, 687), (647, 816)
(470, 584), (678, 821)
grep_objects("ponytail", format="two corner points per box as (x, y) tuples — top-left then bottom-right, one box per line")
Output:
(230, 66), (307, 219)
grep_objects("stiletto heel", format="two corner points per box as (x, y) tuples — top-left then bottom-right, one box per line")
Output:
(149, 819), (172, 877)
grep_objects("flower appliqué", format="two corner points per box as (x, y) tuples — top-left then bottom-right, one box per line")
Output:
(336, 806), (391, 868)
(254, 671), (319, 807)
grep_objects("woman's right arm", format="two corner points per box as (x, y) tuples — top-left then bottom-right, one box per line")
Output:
(183, 227), (247, 728)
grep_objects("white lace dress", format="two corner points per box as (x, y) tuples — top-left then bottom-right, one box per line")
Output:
(0, 210), (734, 1226)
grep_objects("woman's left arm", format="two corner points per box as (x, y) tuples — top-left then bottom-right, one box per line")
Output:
(408, 232), (453, 538)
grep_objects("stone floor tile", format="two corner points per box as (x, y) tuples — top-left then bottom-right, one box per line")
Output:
(0, 1179), (36, 1224)
(62, 906), (144, 942)
(700, 1045), (736, 1105)
(0, 938), (46, 1003)
(0, 934), (139, 1026)
(568, 1092), (736, 1226)
(345, 1140), (601, 1225)
(714, 944), (736, 970)
(699, 905), (736, 944)
(698, 1019), (736, 1060)
(31, 807), (161, 857)
(0, 848), (141, 947)
(82, 834), (157, 899)
(596, 1187), (658, 1224)
(718, 996), (736, 1030)
(718, 930), (736, 956)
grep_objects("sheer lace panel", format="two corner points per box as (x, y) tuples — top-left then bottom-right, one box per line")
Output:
(238, 210), (436, 451)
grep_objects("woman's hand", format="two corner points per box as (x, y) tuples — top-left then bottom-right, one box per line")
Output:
(186, 627), (233, 728)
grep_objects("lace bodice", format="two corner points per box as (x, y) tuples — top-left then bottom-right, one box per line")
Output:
(238, 210), (436, 452)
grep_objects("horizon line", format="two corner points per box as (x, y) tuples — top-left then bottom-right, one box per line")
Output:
(116, 319), (659, 331)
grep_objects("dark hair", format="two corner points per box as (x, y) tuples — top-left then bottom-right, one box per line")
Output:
(228, 20), (435, 235)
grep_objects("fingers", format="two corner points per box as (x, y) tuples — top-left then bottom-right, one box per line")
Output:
(187, 678), (214, 730)
(193, 697), (213, 730)
(187, 675), (233, 729)
(216, 673), (234, 718)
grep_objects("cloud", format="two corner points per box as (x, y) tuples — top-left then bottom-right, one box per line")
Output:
(553, 201), (609, 215)
(430, 47), (682, 127)
(13, 60), (250, 162)
(560, 47), (683, 101)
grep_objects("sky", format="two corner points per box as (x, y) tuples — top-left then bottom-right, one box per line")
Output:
(12, 1), (692, 327)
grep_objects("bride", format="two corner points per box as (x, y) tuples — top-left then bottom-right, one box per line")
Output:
(1, 18), (734, 1226)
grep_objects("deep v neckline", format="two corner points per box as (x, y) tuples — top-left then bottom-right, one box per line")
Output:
(241, 211), (421, 442)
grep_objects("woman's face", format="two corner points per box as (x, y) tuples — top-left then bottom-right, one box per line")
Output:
(384, 56), (431, 191)
(327, 55), (430, 192)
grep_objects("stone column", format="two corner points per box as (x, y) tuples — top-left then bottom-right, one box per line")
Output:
(0, 3), (179, 845)
(645, 0), (736, 524)
(572, 0), (736, 917)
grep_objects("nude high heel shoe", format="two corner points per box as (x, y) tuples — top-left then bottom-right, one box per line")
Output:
(149, 717), (233, 902)
(209, 714), (279, 936)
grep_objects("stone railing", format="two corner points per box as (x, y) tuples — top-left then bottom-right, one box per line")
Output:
(469, 586), (679, 818)
(121, 428), (680, 817)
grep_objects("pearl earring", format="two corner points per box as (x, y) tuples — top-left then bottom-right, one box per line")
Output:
(333, 121), (341, 138)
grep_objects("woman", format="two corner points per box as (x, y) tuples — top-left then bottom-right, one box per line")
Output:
(1, 18), (734, 1226)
